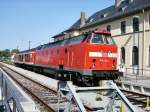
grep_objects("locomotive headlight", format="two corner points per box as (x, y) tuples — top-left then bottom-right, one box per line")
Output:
(93, 63), (96, 68)
(92, 59), (96, 68)
(112, 59), (116, 69)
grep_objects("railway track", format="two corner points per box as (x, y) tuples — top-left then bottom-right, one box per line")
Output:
(0, 64), (65, 112)
(0, 63), (148, 111)
(121, 89), (149, 109)
(0, 63), (95, 112)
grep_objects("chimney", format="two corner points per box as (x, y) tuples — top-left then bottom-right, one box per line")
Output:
(80, 11), (86, 28)
(115, 0), (122, 8)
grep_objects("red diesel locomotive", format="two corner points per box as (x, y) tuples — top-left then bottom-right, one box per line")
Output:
(14, 29), (122, 82)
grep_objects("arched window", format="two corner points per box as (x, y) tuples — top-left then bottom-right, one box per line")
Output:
(121, 47), (125, 64)
(132, 46), (139, 65)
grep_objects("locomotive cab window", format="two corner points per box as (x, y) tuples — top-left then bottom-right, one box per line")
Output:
(91, 33), (115, 44)
(91, 34), (103, 44)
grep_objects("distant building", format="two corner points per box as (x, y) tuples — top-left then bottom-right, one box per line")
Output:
(52, 0), (150, 75)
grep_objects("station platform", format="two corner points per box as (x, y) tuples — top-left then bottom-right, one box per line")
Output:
(0, 68), (40, 112)
(121, 74), (150, 87)
(3, 63), (58, 91)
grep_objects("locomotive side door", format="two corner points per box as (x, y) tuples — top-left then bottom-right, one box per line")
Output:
(67, 46), (74, 68)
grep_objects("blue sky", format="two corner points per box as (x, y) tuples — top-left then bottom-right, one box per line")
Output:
(0, 0), (114, 51)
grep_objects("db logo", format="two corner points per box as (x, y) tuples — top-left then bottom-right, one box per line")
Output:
(102, 53), (108, 56)
(99, 59), (108, 62)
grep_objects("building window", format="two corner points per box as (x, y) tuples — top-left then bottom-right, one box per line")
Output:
(149, 15), (150, 29)
(118, 8), (123, 13)
(101, 14), (104, 18)
(107, 25), (111, 32)
(132, 46), (139, 65)
(126, 0), (130, 4)
(133, 17), (139, 32)
(121, 21), (126, 34)
(148, 46), (150, 66)
(121, 47), (125, 64)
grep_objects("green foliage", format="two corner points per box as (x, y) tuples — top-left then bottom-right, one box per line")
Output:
(0, 49), (10, 58)
(0, 49), (19, 59)
(11, 49), (19, 54)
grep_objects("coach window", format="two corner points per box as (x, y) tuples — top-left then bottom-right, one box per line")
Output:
(133, 17), (139, 32)
(121, 47), (125, 64)
(25, 54), (26, 59)
(132, 46), (139, 65)
(28, 54), (30, 59)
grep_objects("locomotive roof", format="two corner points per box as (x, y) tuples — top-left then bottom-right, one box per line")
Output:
(37, 34), (86, 50)
(19, 48), (36, 53)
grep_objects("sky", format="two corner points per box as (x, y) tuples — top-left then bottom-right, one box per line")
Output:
(0, 0), (114, 51)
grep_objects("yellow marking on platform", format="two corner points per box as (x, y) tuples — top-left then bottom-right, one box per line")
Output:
(99, 80), (104, 95)
(146, 96), (150, 111)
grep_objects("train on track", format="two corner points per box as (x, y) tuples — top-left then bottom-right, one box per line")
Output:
(14, 29), (122, 83)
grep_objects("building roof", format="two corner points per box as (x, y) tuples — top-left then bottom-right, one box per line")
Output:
(53, 0), (150, 38)
(82, 0), (150, 29)
(69, 19), (81, 30)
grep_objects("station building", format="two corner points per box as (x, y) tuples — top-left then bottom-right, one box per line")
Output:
(52, 0), (150, 76)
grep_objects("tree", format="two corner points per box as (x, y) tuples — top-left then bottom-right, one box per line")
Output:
(2, 49), (11, 58)
(0, 51), (2, 57)
(11, 49), (19, 54)
(0, 49), (19, 59)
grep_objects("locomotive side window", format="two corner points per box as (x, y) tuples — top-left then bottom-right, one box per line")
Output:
(106, 35), (115, 44)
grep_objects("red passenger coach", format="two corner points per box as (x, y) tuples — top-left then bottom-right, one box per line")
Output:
(14, 49), (36, 66)
(14, 29), (122, 83)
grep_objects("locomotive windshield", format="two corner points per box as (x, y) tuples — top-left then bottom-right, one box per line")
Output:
(91, 33), (115, 44)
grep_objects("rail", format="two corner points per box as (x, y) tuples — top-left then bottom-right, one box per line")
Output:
(0, 64), (57, 112)
(116, 81), (150, 111)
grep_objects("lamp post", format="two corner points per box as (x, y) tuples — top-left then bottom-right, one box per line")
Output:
(29, 41), (31, 50)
